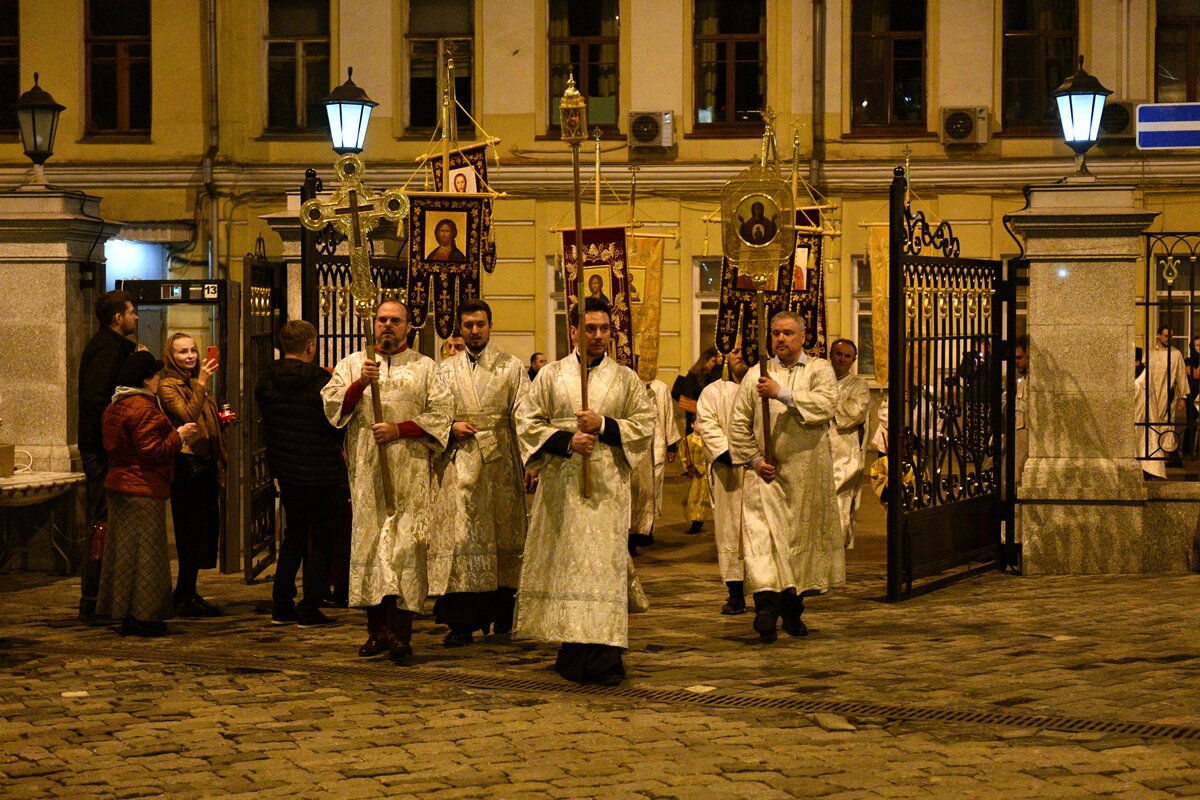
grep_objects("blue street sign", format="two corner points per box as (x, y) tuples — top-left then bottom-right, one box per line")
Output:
(1137, 103), (1200, 150)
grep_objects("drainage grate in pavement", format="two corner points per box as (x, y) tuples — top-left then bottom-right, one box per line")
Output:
(29, 641), (1200, 742)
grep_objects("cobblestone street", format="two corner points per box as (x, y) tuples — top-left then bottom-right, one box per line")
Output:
(2, 478), (1200, 798)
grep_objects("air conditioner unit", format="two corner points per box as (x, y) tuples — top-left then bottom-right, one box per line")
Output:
(939, 106), (990, 146)
(1098, 100), (1137, 141)
(628, 111), (675, 153)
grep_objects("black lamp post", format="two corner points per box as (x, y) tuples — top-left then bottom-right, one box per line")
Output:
(322, 67), (377, 155)
(1053, 56), (1112, 179)
(11, 72), (65, 184)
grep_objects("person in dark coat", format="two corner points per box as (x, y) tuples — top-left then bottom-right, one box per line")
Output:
(77, 290), (138, 623)
(98, 352), (198, 637)
(255, 320), (349, 627)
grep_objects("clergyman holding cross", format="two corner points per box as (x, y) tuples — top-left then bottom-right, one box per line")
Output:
(322, 299), (453, 661)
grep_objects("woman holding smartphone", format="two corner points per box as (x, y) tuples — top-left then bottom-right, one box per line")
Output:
(158, 332), (227, 617)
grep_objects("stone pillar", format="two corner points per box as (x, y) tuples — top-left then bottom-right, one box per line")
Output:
(1006, 184), (1158, 574)
(0, 187), (120, 471)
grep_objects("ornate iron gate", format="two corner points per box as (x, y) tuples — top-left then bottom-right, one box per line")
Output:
(242, 239), (286, 581)
(886, 168), (1015, 600)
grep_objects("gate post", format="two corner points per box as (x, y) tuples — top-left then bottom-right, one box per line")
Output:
(1005, 185), (1157, 574)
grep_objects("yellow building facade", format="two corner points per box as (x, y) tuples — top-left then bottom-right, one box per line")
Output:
(4, 0), (1199, 383)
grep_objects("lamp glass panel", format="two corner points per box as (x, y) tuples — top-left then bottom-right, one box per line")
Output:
(32, 106), (56, 150)
(325, 103), (344, 147)
(353, 105), (372, 149)
(16, 106), (33, 151)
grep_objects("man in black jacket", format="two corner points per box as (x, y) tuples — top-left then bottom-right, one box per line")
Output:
(256, 320), (348, 627)
(77, 290), (138, 623)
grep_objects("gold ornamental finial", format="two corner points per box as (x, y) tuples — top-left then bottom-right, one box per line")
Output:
(560, 68), (587, 145)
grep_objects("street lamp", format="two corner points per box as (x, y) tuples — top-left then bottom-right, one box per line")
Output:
(322, 67), (377, 155)
(11, 72), (65, 184)
(1053, 56), (1112, 179)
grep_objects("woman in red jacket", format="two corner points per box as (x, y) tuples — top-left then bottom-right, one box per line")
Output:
(97, 351), (198, 636)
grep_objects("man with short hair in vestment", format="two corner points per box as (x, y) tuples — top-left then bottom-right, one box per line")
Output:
(828, 338), (871, 550)
(695, 346), (750, 615)
(628, 372), (679, 555)
(729, 311), (844, 643)
(514, 298), (655, 685)
(428, 298), (530, 647)
(321, 300), (453, 660)
(1139, 324), (1189, 479)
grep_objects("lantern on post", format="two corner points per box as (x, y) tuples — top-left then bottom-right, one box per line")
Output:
(11, 72), (65, 185)
(1052, 56), (1112, 179)
(322, 67), (378, 155)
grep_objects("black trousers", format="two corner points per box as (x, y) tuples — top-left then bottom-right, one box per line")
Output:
(273, 483), (341, 612)
(78, 451), (108, 613)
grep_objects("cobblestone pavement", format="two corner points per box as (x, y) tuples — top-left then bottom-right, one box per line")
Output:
(3, 479), (1200, 798)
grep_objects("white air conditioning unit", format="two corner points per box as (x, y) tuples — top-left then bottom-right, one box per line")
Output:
(628, 111), (675, 153)
(939, 106), (990, 146)
(1098, 100), (1137, 142)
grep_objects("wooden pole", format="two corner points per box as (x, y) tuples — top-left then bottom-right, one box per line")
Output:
(360, 307), (396, 517)
(594, 129), (602, 226)
(571, 142), (591, 498)
(757, 287), (773, 465)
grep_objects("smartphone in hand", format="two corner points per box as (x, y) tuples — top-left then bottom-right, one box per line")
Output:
(206, 345), (219, 365)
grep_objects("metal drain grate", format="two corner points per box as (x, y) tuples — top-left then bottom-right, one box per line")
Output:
(27, 642), (1200, 742)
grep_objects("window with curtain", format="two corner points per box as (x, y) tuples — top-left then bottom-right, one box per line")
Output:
(85, 0), (151, 135)
(408, 0), (474, 134)
(1157, 0), (1200, 102)
(693, 0), (765, 129)
(548, 0), (619, 129)
(265, 0), (329, 133)
(1001, 0), (1077, 132)
(850, 0), (925, 131)
(0, 1), (17, 134)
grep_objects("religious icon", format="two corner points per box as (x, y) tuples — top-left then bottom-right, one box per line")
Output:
(583, 267), (611, 305)
(734, 266), (778, 291)
(424, 214), (469, 262)
(627, 267), (644, 304)
(735, 194), (780, 247)
(793, 244), (809, 291)
(449, 165), (477, 194)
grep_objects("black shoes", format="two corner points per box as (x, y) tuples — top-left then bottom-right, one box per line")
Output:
(781, 615), (808, 637)
(271, 605), (299, 625)
(175, 595), (220, 618)
(120, 618), (167, 637)
(358, 634), (390, 658)
(685, 521), (704, 535)
(443, 629), (474, 648)
(297, 608), (338, 628)
(721, 594), (746, 616)
(753, 609), (777, 643)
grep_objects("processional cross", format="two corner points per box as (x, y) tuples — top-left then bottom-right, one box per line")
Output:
(301, 154), (409, 516)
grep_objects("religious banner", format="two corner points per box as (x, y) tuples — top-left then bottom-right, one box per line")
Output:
(407, 192), (487, 339)
(713, 256), (794, 366)
(628, 234), (664, 381)
(868, 224), (890, 386)
(788, 209), (828, 357)
(561, 226), (635, 367)
(431, 143), (497, 274)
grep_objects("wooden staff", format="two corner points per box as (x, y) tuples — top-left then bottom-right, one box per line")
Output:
(561, 72), (591, 498)
(360, 301), (396, 517)
(757, 285), (773, 465)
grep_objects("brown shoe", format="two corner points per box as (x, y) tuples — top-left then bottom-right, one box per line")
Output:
(388, 639), (413, 660)
(358, 634), (389, 657)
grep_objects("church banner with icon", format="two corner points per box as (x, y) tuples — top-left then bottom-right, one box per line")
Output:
(561, 226), (635, 368)
(628, 234), (664, 381)
(407, 192), (487, 339)
(431, 143), (497, 274)
(715, 209), (828, 364)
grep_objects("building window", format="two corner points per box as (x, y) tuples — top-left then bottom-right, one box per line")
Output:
(265, 0), (330, 133)
(408, 0), (473, 134)
(694, 256), (723, 361)
(0, 1), (17, 133)
(851, 255), (875, 377)
(548, 0), (619, 130)
(1157, 0), (1200, 102)
(1001, 0), (1077, 132)
(850, 0), (925, 131)
(85, 0), (151, 135)
(693, 0), (765, 129)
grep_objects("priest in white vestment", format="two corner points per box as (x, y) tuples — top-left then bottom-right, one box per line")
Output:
(729, 311), (845, 643)
(514, 298), (655, 685)
(429, 299), (530, 647)
(695, 347), (750, 615)
(629, 377), (679, 553)
(828, 339), (871, 550)
(1139, 325), (1188, 479)
(322, 300), (453, 660)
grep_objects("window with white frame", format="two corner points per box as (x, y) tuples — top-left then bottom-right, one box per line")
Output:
(851, 254), (876, 377)
(694, 256), (723, 362)
(548, 255), (570, 359)
(407, 0), (474, 134)
(265, 0), (330, 133)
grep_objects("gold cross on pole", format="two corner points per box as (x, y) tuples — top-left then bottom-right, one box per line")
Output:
(301, 154), (409, 516)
